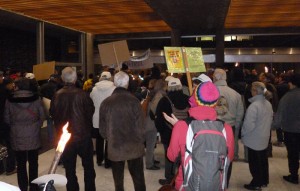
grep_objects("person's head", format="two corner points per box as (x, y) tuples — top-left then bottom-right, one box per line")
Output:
(189, 82), (220, 108)
(251, 81), (270, 97)
(14, 77), (31, 91)
(288, 73), (300, 89)
(61, 67), (77, 84)
(0, 71), (3, 84)
(167, 77), (182, 92)
(25, 73), (35, 80)
(192, 73), (212, 88)
(99, 71), (112, 81)
(151, 65), (161, 79)
(88, 73), (94, 79)
(114, 71), (129, 89)
(258, 73), (266, 83)
(148, 79), (157, 90)
(213, 68), (227, 82)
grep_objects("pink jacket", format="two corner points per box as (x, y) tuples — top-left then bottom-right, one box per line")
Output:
(167, 106), (234, 190)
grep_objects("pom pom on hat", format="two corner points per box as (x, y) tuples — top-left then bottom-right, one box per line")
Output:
(189, 81), (220, 108)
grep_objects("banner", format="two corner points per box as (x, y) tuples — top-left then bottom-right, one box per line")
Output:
(124, 58), (153, 70)
(130, 49), (151, 62)
(164, 47), (206, 73)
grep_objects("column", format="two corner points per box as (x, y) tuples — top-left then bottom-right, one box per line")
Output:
(215, 28), (225, 68)
(171, 29), (181, 46)
(36, 22), (45, 64)
(80, 33), (87, 77)
(86, 33), (94, 76)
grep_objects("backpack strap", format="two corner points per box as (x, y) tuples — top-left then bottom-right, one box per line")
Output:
(184, 116), (195, 126)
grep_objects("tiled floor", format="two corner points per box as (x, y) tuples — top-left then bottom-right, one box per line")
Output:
(1, 134), (299, 191)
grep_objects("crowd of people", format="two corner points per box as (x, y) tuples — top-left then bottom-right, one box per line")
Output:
(0, 65), (299, 191)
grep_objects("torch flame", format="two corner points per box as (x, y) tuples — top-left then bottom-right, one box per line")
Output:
(56, 122), (71, 152)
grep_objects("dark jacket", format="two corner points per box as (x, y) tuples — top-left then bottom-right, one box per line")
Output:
(4, 90), (45, 151)
(0, 83), (9, 139)
(99, 87), (145, 161)
(155, 90), (189, 145)
(40, 80), (59, 100)
(50, 84), (94, 142)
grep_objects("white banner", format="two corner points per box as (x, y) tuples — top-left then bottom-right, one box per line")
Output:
(130, 49), (151, 62)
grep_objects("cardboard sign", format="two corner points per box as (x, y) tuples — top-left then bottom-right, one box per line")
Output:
(98, 40), (130, 68)
(33, 61), (55, 81)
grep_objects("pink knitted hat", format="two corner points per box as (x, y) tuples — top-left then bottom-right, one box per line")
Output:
(189, 82), (220, 108)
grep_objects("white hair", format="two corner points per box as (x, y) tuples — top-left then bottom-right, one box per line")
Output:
(61, 67), (77, 83)
(114, 71), (129, 89)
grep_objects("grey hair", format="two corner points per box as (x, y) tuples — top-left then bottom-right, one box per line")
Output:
(252, 81), (272, 98)
(167, 84), (182, 92)
(61, 67), (77, 83)
(114, 71), (129, 88)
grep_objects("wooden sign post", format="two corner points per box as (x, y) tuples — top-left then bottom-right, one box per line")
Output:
(181, 47), (193, 95)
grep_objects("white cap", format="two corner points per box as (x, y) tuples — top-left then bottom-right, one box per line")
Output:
(100, 71), (111, 80)
(168, 77), (182, 87)
(25, 73), (35, 79)
(165, 76), (174, 82)
(192, 74), (212, 83)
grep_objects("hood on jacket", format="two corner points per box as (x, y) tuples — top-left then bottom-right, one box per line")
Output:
(188, 106), (217, 121)
(93, 80), (115, 92)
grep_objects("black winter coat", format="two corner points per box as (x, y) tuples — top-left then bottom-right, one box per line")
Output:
(50, 84), (94, 143)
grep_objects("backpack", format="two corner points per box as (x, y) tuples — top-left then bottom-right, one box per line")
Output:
(181, 118), (230, 191)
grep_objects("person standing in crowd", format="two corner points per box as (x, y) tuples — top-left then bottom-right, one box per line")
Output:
(192, 73), (212, 89)
(258, 72), (279, 157)
(0, 71), (16, 176)
(273, 73), (300, 185)
(90, 71), (115, 167)
(83, 73), (94, 92)
(155, 77), (189, 186)
(144, 79), (162, 170)
(164, 81), (234, 190)
(4, 78), (45, 191)
(99, 71), (146, 191)
(242, 82), (273, 190)
(40, 74), (61, 144)
(50, 67), (96, 191)
(273, 73), (290, 147)
(213, 68), (244, 186)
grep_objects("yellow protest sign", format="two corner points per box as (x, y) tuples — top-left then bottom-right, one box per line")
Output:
(164, 47), (206, 73)
(185, 47), (205, 73)
(164, 47), (185, 73)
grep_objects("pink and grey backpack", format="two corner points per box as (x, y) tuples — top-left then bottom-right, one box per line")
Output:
(181, 119), (230, 191)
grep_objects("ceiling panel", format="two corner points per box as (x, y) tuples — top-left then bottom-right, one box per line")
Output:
(226, 0), (300, 29)
(0, 0), (299, 37)
(0, 0), (170, 34)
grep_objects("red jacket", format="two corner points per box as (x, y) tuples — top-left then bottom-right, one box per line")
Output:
(167, 106), (234, 190)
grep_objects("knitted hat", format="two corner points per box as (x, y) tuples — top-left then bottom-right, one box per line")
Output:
(189, 81), (220, 108)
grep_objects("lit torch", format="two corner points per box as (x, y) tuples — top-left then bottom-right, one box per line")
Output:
(48, 122), (71, 174)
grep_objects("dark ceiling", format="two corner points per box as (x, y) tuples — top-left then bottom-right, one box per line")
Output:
(0, 0), (300, 47)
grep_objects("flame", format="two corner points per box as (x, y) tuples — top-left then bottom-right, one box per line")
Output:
(56, 122), (71, 153)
